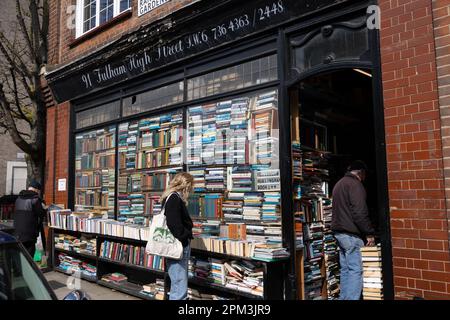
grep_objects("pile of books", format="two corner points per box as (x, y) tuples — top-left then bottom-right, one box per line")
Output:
(101, 272), (128, 283)
(189, 257), (264, 297)
(223, 260), (264, 297)
(361, 245), (383, 300)
(57, 253), (97, 279)
(304, 260), (324, 300)
(54, 234), (96, 256)
(230, 166), (252, 192)
(187, 106), (203, 165)
(205, 167), (226, 191)
(261, 192), (281, 221)
(140, 279), (165, 300)
(242, 192), (264, 221)
(222, 200), (243, 220)
(252, 243), (289, 260)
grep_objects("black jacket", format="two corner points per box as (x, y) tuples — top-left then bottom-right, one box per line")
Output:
(162, 193), (193, 247)
(13, 190), (46, 242)
(331, 173), (375, 238)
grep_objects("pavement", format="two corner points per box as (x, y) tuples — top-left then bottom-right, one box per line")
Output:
(44, 271), (140, 300)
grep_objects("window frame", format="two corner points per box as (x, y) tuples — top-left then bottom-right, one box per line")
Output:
(75, 0), (132, 38)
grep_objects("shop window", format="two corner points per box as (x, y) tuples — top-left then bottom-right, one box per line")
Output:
(76, 100), (120, 129)
(75, 125), (116, 219)
(186, 89), (282, 241)
(122, 81), (184, 117)
(76, 0), (132, 37)
(117, 110), (184, 225)
(187, 55), (278, 101)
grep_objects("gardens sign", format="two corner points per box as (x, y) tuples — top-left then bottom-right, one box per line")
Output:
(138, 0), (171, 17)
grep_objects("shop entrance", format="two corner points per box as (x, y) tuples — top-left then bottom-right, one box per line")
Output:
(290, 67), (389, 300)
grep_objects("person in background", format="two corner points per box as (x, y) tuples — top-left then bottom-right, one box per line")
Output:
(160, 172), (194, 300)
(13, 180), (46, 258)
(331, 160), (375, 300)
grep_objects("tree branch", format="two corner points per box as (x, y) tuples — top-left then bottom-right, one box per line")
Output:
(15, 0), (35, 59)
(0, 83), (33, 154)
(0, 32), (32, 79)
(10, 67), (33, 126)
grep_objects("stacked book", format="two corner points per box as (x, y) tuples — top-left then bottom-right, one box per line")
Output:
(362, 245), (383, 300)
(222, 200), (243, 220)
(229, 98), (249, 164)
(304, 260), (324, 300)
(54, 234), (97, 256)
(205, 167), (226, 191)
(230, 166), (253, 192)
(252, 243), (289, 261)
(201, 104), (217, 165)
(140, 279), (165, 300)
(190, 168), (206, 191)
(187, 105), (203, 165)
(224, 260), (264, 297)
(261, 192), (281, 221)
(57, 253), (97, 279)
(101, 272), (128, 284)
(242, 192), (264, 221)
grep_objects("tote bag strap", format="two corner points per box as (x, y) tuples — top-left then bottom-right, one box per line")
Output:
(161, 192), (180, 215)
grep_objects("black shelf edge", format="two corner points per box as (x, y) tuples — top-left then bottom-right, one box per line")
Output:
(191, 248), (255, 262)
(98, 257), (166, 275)
(188, 277), (263, 300)
(97, 280), (155, 300)
(54, 247), (97, 261)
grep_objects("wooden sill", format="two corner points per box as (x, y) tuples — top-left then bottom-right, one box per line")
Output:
(69, 10), (132, 48)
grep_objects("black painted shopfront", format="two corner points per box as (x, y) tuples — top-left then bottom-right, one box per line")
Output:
(47, 0), (393, 300)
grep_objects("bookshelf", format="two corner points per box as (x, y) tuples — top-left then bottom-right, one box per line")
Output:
(75, 126), (116, 219)
(186, 90), (283, 253)
(291, 90), (340, 300)
(118, 111), (183, 226)
(49, 225), (284, 300)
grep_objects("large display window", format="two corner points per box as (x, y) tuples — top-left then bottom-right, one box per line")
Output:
(74, 125), (116, 219)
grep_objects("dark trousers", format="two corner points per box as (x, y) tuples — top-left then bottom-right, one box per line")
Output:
(22, 240), (36, 259)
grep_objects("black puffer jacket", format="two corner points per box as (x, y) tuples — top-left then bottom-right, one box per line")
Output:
(13, 190), (45, 242)
(162, 192), (193, 247)
(331, 173), (375, 238)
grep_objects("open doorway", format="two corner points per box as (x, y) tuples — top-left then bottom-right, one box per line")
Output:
(291, 68), (385, 300)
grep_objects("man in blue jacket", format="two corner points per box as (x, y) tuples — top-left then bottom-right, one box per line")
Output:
(331, 160), (375, 300)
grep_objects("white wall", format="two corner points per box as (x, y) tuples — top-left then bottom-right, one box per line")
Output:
(6, 161), (27, 195)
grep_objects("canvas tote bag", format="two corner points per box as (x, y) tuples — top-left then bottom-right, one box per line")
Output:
(145, 192), (183, 260)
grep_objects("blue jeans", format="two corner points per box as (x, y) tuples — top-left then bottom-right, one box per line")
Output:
(166, 244), (190, 300)
(334, 233), (364, 300)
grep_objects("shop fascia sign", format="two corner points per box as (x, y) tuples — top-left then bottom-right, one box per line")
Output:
(138, 0), (171, 17)
(47, 0), (343, 103)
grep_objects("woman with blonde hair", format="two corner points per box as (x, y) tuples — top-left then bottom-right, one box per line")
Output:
(160, 172), (194, 300)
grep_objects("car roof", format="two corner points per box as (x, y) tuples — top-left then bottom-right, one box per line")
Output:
(0, 231), (17, 244)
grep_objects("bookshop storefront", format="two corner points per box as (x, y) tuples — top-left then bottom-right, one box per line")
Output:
(46, 0), (392, 300)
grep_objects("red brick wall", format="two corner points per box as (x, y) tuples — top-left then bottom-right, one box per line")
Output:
(49, 0), (198, 66)
(44, 102), (70, 208)
(432, 0), (450, 243)
(379, 0), (450, 299)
